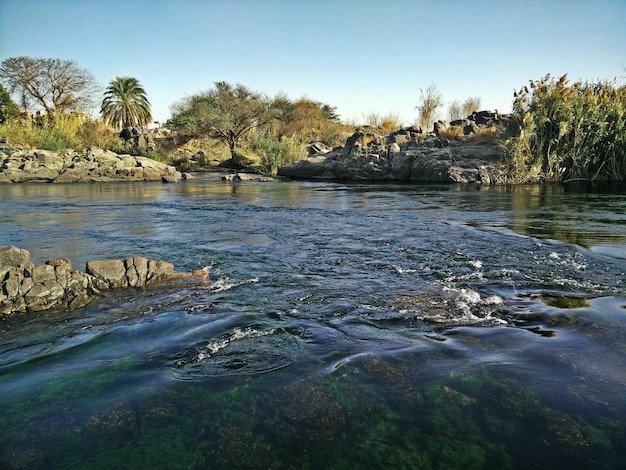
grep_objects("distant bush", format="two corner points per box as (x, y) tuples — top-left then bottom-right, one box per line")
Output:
(363, 112), (402, 134)
(448, 97), (481, 121)
(501, 74), (626, 182)
(0, 119), (70, 150)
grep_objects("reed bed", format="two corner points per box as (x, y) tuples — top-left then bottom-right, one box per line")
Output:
(501, 74), (626, 182)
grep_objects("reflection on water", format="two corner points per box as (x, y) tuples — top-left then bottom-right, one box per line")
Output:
(0, 176), (625, 468)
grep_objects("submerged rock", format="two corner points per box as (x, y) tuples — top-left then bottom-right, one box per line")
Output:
(0, 246), (207, 315)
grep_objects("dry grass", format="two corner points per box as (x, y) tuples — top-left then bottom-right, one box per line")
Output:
(437, 125), (498, 143)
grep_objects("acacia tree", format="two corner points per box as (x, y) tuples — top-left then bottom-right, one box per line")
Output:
(169, 82), (276, 161)
(0, 57), (99, 120)
(101, 77), (152, 129)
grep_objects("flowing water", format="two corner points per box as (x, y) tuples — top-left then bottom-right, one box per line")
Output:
(0, 175), (625, 469)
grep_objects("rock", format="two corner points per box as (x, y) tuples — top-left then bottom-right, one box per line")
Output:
(162, 174), (180, 183)
(0, 245), (32, 268)
(433, 120), (450, 135)
(0, 145), (181, 183)
(463, 122), (479, 135)
(221, 173), (274, 182)
(277, 111), (505, 184)
(278, 139), (502, 184)
(0, 246), (209, 315)
(307, 142), (331, 157)
(277, 155), (329, 179)
(86, 259), (128, 289)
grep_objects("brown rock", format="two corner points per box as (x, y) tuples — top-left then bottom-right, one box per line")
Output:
(86, 260), (128, 289)
(0, 246), (32, 268)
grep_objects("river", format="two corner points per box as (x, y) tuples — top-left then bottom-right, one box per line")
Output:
(0, 174), (625, 469)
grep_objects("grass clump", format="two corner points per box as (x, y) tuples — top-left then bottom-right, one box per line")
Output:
(501, 74), (626, 183)
(0, 113), (119, 151)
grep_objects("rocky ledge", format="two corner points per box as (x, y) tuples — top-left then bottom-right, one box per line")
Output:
(0, 144), (184, 183)
(0, 246), (208, 315)
(278, 111), (509, 184)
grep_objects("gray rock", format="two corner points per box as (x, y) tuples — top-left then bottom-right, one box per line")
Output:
(0, 146), (181, 183)
(0, 246), (208, 315)
(277, 112), (505, 184)
(86, 259), (128, 289)
(307, 141), (332, 157)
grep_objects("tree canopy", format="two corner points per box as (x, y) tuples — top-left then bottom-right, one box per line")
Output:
(270, 96), (340, 141)
(169, 82), (276, 160)
(101, 77), (152, 129)
(0, 57), (99, 118)
(0, 84), (20, 124)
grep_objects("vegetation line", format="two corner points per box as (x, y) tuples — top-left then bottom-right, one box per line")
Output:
(1, 56), (624, 181)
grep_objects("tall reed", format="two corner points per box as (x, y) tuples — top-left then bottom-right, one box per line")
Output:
(501, 74), (626, 182)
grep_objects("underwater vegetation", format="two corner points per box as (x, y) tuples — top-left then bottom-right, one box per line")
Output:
(1, 346), (623, 470)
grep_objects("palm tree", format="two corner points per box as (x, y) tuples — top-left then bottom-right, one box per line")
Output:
(101, 77), (151, 129)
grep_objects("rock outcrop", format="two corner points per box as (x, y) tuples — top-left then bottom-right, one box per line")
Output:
(0, 145), (182, 183)
(278, 111), (510, 184)
(0, 246), (208, 315)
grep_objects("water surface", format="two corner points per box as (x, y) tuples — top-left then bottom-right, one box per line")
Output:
(1, 176), (625, 469)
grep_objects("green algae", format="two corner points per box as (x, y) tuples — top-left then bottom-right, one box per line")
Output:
(1, 350), (624, 469)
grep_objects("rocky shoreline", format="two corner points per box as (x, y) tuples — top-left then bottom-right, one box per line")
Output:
(0, 144), (185, 183)
(278, 111), (510, 184)
(0, 246), (208, 315)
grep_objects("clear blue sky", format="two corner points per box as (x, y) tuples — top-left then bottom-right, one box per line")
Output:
(1, 0), (624, 125)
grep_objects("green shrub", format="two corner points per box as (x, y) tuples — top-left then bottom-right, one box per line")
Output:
(249, 132), (304, 174)
(501, 74), (626, 182)
(0, 119), (70, 150)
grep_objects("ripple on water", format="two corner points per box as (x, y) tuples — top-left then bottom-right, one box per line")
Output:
(169, 326), (301, 379)
(390, 284), (507, 327)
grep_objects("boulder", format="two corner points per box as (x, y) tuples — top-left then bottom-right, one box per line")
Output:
(307, 141), (332, 157)
(221, 173), (274, 182)
(433, 120), (450, 135)
(0, 246), (209, 315)
(277, 155), (329, 179)
(0, 245), (32, 268)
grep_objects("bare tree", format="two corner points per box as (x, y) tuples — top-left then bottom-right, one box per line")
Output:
(0, 57), (99, 119)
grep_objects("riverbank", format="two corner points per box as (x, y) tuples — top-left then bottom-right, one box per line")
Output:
(0, 144), (185, 183)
